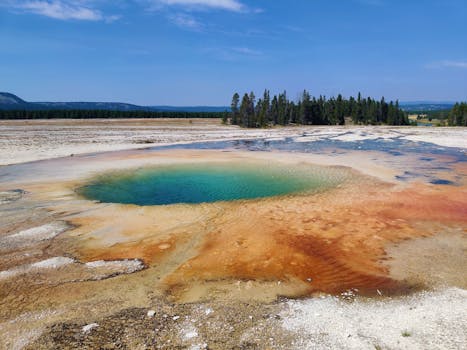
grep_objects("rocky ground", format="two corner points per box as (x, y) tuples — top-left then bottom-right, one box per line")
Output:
(22, 288), (467, 350)
(26, 300), (291, 350)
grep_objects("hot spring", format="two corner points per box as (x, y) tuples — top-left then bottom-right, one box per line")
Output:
(79, 162), (350, 206)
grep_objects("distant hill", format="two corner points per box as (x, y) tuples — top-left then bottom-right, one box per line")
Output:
(150, 106), (229, 113)
(3, 92), (455, 114)
(35, 101), (152, 111)
(0, 92), (228, 113)
(0, 92), (27, 105)
(399, 101), (455, 112)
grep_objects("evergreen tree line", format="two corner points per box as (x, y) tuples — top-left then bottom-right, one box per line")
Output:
(448, 102), (467, 126)
(226, 90), (409, 127)
(0, 109), (227, 120)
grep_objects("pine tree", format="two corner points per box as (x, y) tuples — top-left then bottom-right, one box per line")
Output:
(260, 89), (270, 127)
(336, 94), (345, 125)
(230, 93), (240, 125)
(239, 93), (250, 128)
(248, 91), (256, 127)
(299, 90), (311, 124)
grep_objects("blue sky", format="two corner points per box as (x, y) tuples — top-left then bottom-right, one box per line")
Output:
(1, 0), (466, 105)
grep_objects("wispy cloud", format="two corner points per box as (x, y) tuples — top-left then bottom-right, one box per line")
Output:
(144, 0), (261, 32)
(4, 0), (119, 21)
(231, 47), (262, 56)
(203, 46), (263, 61)
(425, 60), (467, 69)
(356, 0), (385, 6)
(154, 0), (245, 12)
(168, 13), (203, 30)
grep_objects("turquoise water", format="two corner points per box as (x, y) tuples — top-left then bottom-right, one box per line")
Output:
(79, 163), (345, 205)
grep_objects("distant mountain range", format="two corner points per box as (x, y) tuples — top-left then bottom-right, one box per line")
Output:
(0, 92), (456, 113)
(0, 92), (229, 113)
(399, 102), (455, 112)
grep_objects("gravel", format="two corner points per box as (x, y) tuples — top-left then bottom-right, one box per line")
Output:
(281, 288), (467, 350)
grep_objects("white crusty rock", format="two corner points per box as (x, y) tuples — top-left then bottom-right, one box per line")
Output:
(82, 323), (99, 334)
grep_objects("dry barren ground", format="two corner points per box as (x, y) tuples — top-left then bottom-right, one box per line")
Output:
(1, 118), (466, 165)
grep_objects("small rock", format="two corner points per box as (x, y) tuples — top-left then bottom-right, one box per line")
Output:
(184, 330), (198, 339)
(147, 310), (156, 318)
(82, 323), (99, 334)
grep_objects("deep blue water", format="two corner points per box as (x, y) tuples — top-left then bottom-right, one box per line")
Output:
(79, 163), (345, 205)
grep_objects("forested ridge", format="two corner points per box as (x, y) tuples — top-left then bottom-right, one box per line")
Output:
(0, 109), (227, 120)
(225, 90), (409, 127)
(447, 102), (467, 126)
(1, 91), (464, 127)
(406, 102), (466, 126)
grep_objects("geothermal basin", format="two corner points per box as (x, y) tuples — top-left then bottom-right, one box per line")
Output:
(0, 122), (466, 349)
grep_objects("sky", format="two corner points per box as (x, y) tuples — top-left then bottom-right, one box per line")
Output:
(0, 0), (466, 105)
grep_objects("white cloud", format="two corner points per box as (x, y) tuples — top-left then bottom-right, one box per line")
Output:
(154, 0), (245, 12)
(231, 47), (262, 56)
(104, 14), (122, 23)
(426, 60), (467, 69)
(5, 0), (119, 21)
(169, 13), (202, 30)
(17, 1), (102, 20)
(441, 60), (467, 69)
(203, 46), (263, 61)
